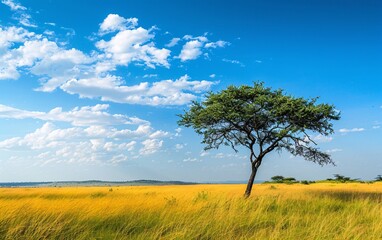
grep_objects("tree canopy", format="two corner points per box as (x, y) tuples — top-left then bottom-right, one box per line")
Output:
(178, 82), (340, 197)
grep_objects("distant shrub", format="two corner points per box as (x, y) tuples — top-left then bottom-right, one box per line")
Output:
(268, 176), (298, 184)
(271, 175), (285, 182)
(300, 180), (316, 185)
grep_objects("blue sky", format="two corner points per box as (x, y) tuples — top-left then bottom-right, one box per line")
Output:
(0, 0), (381, 182)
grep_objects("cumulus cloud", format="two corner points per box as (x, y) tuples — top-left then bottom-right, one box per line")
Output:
(96, 22), (170, 69)
(0, 14), (171, 90)
(0, 122), (144, 164)
(0, 104), (147, 126)
(99, 14), (138, 35)
(0, 27), (93, 91)
(178, 36), (228, 62)
(0, 12), (224, 105)
(61, 75), (217, 106)
(0, 105), (169, 164)
(178, 40), (203, 61)
(139, 139), (163, 155)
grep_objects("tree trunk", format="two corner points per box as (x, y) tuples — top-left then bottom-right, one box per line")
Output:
(244, 161), (260, 198)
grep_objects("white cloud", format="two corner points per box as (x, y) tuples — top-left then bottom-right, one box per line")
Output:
(0, 103), (146, 126)
(1, 0), (26, 11)
(175, 144), (184, 150)
(165, 37), (181, 47)
(61, 75), (216, 106)
(339, 128), (365, 133)
(174, 128), (182, 137)
(0, 26), (34, 49)
(222, 58), (245, 67)
(0, 16), (171, 91)
(149, 130), (169, 139)
(44, 22), (56, 26)
(0, 13), (225, 105)
(139, 139), (163, 155)
(99, 14), (138, 35)
(96, 26), (170, 69)
(209, 74), (216, 78)
(311, 134), (333, 143)
(0, 101), (170, 164)
(213, 152), (246, 160)
(326, 148), (342, 153)
(143, 74), (158, 78)
(178, 40), (203, 61)
(372, 126), (380, 129)
(0, 29), (93, 90)
(183, 157), (201, 162)
(177, 35), (229, 62)
(200, 151), (209, 157)
(0, 124), (130, 164)
(204, 40), (229, 48)
(1, 0), (36, 28)
(18, 13), (37, 28)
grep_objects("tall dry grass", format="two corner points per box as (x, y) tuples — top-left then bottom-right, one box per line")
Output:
(0, 183), (381, 239)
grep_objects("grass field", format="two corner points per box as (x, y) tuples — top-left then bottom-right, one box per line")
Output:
(0, 183), (382, 239)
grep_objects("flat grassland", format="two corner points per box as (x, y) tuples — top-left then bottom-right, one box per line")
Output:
(0, 183), (381, 239)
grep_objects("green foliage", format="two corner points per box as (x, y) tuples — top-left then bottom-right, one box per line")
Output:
(268, 176), (299, 184)
(283, 177), (296, 182)
(334, 174), (357, 183)
(178, 82), (340, 197)
(300, 180), (316, 185)
(375, 175), (382, 181)
(178, 82), (340, 165)
(271, 175), (285, 182)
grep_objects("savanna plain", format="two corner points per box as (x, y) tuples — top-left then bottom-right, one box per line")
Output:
(1, 183), (382, 240)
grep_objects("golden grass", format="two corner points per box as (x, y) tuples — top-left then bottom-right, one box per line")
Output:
(0, 183), (382, 239)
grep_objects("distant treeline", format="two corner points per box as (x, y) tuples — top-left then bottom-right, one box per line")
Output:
(0, 180), (196, 188)
(264, 174), (382, 185)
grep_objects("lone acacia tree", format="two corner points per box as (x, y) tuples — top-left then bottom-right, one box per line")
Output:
(178, 82), (340, 197)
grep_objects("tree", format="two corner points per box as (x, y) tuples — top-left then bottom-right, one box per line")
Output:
(333, 174), (350, 182)
(333, 174), (358, 183)
(178, 82), (340, 197)
(375, 175), (382, 181)
(270, 175), (285, 182)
